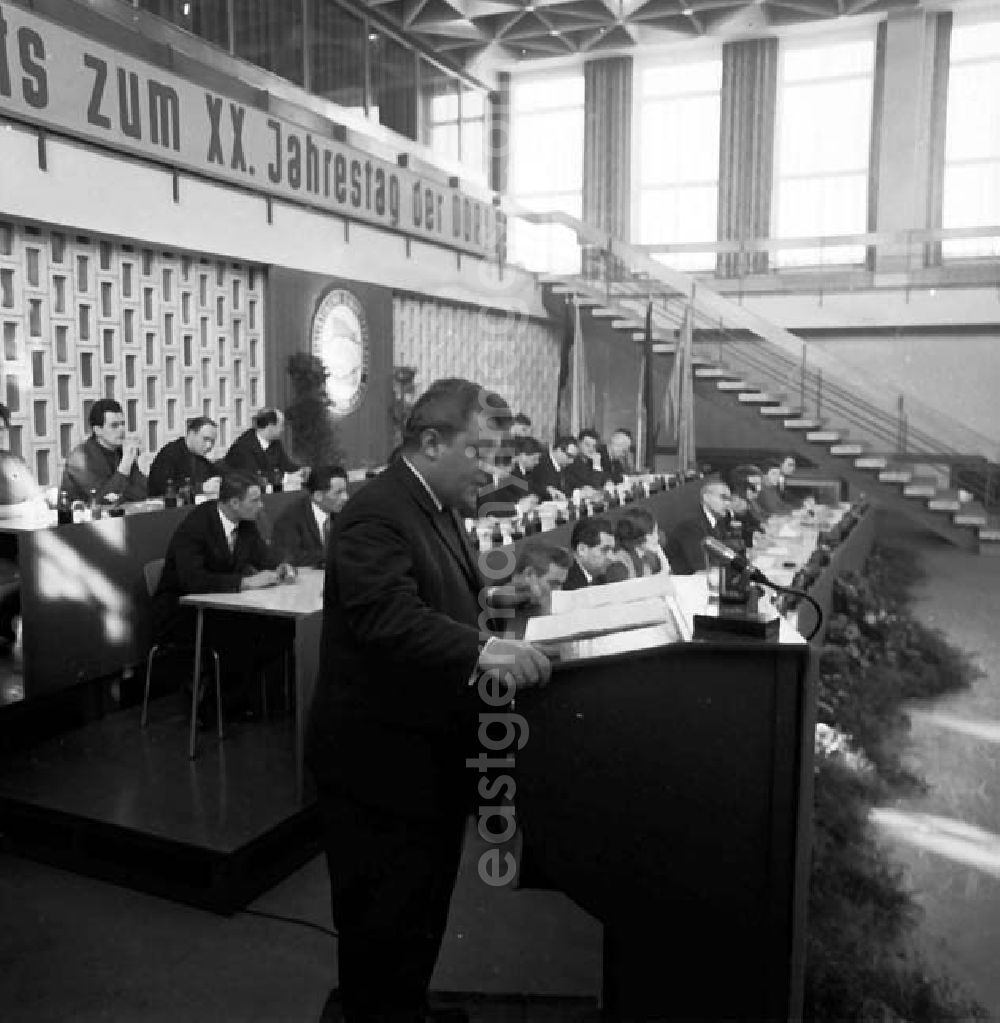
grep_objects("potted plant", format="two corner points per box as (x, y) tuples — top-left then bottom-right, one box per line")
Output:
(285, 352), (344, 468)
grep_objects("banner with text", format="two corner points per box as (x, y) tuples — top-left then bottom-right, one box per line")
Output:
(0, 2), (505, 260)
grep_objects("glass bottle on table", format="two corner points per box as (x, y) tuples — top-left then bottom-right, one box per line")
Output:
(163, 477), (178, 508)
(88, 488), (101, 520)
(271, 467), (284, 493)
(56, 488), (73, 525)
(178, 476), (193, 506)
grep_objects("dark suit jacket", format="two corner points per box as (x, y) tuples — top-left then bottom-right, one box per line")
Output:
(564, 454), (608, 492)
(528, 453), (566, 501)
(147, 437), (222, 497)
(478, 466), (533, 517)
(562, 560), (592, 592)
(223, 428), (299, 478)
(306, 458), (487, 822)
(62, 436), (147, 504)
(152, 500), (277, 639)
(271, 494), (328, 568)
(665, 509), (729, 575)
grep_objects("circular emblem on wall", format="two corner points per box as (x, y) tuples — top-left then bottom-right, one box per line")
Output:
(310, 288), (370, 417)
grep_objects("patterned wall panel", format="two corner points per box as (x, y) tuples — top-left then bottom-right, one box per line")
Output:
(393, 295), (561, 440)
(0, 219), (265, 487)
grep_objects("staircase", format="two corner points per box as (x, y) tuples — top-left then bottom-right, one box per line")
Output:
(506, 209), (1000, 553)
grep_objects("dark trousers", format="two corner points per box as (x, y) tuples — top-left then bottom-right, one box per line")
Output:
(318, 786), (466, 1022)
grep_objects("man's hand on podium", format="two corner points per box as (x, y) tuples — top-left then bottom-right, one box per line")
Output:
(479, 638), (551, 689)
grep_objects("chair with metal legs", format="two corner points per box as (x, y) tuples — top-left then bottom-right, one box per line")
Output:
(139, 558), (223, 758)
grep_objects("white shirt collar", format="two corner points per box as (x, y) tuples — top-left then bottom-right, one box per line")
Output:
(703, 505), (717, 529)
(401, 455), (443, 512)
(311, 500), (328, 533)
(548, 451), (561, 473)
(575, 557), (593, 584)
(255, 430), (271, 451)
(217, 507), (238, 542)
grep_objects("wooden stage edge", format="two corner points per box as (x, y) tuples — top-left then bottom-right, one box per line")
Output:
(0, 703), (320, 914)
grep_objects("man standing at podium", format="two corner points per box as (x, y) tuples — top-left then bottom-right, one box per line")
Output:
(307, 377), (550, 1022)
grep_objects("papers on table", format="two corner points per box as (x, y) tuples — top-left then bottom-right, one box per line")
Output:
(526, 571), (694, 651)
(524, 596), (670, 644)
(549, 571), (673, 614)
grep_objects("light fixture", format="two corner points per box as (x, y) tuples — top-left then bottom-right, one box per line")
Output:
(682, 6), (694, 15)
(368, 31), (378, 42)
(182, 1), (191, 15)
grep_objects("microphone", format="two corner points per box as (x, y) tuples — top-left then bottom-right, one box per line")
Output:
(702, 537), (767, 584)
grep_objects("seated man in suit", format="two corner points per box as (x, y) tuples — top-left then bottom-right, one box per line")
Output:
(563, 516), (616, 591)
(528, 435), (578, 502)
(152, 471), (296, 721)
(224, 408), (309, 488)
(757, 459), (796, 516)
(606, 428), (635, 485)
(271, 465), (349, 568)
(510, 544), (572, 614)
(62, 398), (147, 505)
(728, 464), (766, 547)
(479, 436), (544, 517)
(605, 508), (670, 582)
(147, 416), (222, 498)
(564, 428), (608, 494)
(665, 480), (735, 575)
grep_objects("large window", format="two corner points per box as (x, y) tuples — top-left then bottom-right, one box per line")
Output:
(420, 65), (488, 180)
(508, 74), (585, 273)
(311, 0), (366, 113)
(636, 57), (722, 272)
(232, 0), (305, 87)
(772, 37), (874, 267)
(942, 17), (1000, 258)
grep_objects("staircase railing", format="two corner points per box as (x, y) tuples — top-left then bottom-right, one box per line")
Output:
(504, 206), (999, 464)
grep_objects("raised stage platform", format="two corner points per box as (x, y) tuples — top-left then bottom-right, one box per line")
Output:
(0, 700), (319, 913)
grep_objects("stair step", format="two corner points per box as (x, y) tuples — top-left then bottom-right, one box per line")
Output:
(760, 405), (799, 417)
(784, 419), (822, 430)
(631, 331), (670, 343)
(738, 392), (781, 404)
(806, 430), (841, 443)
(878, 469), (913, 483)
(591, 308), (620, 319)
(651, 343), (677, 354)
(613, 319), (644, 330)
(954, 503), (988, 526)
(979, 528), (1000, 543)
(928, 496), (962, 512)
(695, 368), (732, 379)
(830, 443), (864, 456)
(716, 380), (750, 391)
(903, 477), (939, 497)
(855, 456), (889, 469)
(550, 285), (575, 295)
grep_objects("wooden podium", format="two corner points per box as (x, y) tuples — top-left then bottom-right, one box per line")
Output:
(514, 636), (815, 1021)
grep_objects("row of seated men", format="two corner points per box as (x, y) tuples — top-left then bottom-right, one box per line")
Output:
(57, 398), (308, 506)
(478, 427), (636, 517)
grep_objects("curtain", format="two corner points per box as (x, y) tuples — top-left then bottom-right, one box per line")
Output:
(866, 20), (887, 271)
(490, 72), (511, 195)
(583, 56), (632, 280)
(717, 37), (778, 277)
(373, 35), (417, 141)
(924, 11), (953, 268)
(232, 0), (304, 86)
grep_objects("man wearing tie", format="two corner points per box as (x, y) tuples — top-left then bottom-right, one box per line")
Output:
(307, 377), (550, 1022)
(271, 466), (349, 568)
(665, 480), (735, 575)
(152, 471), (295, 721)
